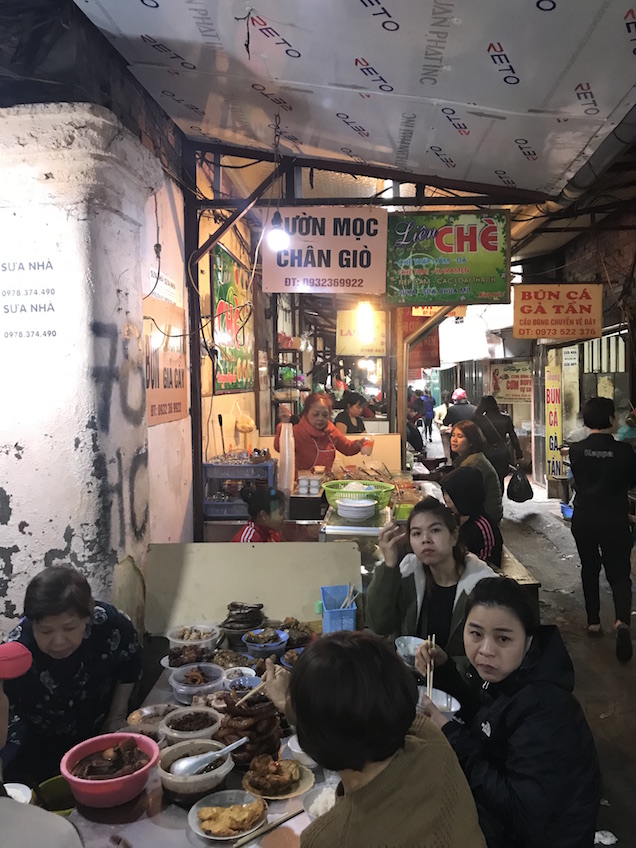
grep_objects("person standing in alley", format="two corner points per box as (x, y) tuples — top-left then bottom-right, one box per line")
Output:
(443, 388), (476, 426)
(422, 388), (436, 443)
(569, 396), (636, 662)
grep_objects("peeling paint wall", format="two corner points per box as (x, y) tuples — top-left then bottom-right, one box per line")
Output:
(0, 103), (165, 634)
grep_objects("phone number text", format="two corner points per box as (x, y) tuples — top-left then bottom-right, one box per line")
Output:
(285, 278), (364, 288)
(4, 330), (57, 339)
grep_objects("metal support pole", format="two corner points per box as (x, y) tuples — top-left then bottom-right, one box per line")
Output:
(183, 141), (205, 541)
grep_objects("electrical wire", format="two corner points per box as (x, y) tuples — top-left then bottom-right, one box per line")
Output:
(143, 194), (162, 300)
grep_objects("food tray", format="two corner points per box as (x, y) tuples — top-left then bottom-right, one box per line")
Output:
(322, 481), (394, 511)
(321, 585), (356, 633)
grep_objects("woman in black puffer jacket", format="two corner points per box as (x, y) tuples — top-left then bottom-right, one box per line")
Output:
(416, 577), (600, 848)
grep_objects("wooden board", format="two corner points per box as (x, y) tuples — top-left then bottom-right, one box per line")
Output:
(145, 542), (361, 635)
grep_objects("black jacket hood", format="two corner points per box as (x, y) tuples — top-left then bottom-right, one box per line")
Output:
(441, 466), (486, 517)
(496, 624), (575, 696)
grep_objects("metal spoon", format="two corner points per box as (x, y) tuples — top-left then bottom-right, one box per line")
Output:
(169, 736), (249, 776)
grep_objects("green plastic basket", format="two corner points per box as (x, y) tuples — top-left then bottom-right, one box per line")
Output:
(322, 480), (394, 510)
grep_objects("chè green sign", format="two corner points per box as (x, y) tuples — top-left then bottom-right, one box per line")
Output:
(386, 212), (510, 305)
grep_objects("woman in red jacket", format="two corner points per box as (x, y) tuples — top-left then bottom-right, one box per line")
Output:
(274, 392), (369, 473)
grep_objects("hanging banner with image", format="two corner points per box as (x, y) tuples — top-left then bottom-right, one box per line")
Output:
(386, 212), (509, 306)
(336, 309), (387, 356)
(143, 296), (188, 425)
(545, 362), (563, 480)
(212, 245), (255, 394)
(513, 283), (602, 339)
(262, 206), (388, 295)
(490, 361), (532, 403)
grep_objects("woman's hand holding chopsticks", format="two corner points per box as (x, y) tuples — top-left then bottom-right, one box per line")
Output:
(414, 639), (448, 680)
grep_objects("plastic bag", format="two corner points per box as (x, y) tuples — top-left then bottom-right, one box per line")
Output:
(506, 466), (533, 503)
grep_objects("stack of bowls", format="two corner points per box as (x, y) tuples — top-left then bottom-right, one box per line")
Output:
(335, 498), (377, 521)
(222, 666), (256, 689)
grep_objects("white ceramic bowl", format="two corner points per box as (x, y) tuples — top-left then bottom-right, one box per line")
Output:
(303, 785), (337, 821)
(395, 635), (425, 667)
(287, 734), (318, 768)
(417, 686), (461, 717)
(159, 706), (222, 745)
(158, 738), (234, 802)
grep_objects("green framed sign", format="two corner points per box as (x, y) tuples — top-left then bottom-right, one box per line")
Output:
(212, 245), (255, 394)
(386, 212), (510, 305)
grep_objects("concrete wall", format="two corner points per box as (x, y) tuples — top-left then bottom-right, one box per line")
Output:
(0, 103), (175, 633)
(140, 179), (194, 543)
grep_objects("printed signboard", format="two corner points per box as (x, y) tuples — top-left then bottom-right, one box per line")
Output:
(212, 245), (255, 394)
(336, 309), (387, 357)
(491, 361), (532, 403)
(513, 283), (602, 340)
(545, 363), (563, 480)
(144, 296), (188, 425)
(262, 207), (388, 295)
(386, 212), (509, 305)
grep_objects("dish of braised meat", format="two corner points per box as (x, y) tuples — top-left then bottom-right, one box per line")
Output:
(242, 754), (314, 798)
(244, 627), (281, 645)
(71, 738), (149, 780)
(197, 796), (266, 838)
(280, 617), (313, 648)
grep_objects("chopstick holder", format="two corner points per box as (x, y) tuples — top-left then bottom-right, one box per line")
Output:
(233, 806), (304, 848)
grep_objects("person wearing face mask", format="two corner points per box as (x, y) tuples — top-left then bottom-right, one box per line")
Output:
(416, 578), (600, 848)
(1, 566), (142, 785)
(274, 392), (369, 474)
(366, 498), (497, 660)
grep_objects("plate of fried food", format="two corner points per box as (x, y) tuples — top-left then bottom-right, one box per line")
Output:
(242, 753), (314, 800)
(188, 789), (268, 841)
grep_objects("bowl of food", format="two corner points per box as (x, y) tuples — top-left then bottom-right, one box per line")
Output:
(60, 733), (159, 808)
(287, 734), (318, 768)
(228, 677), (262, 695)
(303, 784), (337, 821)
(242, 628), (289, 659)
(127, 703), (178, 730)
(159, 706), (222, 745)
(417, 686), (461, 718)
(158, 739), (235, 803)
(167, 624), (221, 667)
(169, 662), (225, 705)
(280, 647), (304, 670)
(395, 635), (425, 668)
(222, 666), (257, 688)
(188, 789), (268, 840)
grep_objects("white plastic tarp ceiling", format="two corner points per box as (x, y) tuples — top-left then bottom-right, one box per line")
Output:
(75, 0), (636, 197)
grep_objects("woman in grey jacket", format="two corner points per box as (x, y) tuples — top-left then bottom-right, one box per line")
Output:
(366, 497), (497, 660)
(450, 419), (503, 523)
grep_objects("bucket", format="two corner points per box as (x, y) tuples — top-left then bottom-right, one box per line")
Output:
(37, 775), (76, 816)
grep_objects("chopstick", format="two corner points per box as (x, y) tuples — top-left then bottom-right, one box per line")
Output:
(339, 583), (359, 610)
(234, 664), (286, 707)
(233, 806), (305, 848)
(234, 679), (268, 706)
(426, 634), (436, 699)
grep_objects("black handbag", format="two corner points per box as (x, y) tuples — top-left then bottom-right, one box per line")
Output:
(507, 466), (533, 502)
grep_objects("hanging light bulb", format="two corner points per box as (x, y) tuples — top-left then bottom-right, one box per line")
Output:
(357, 301), (375, 344)
(267, 209), (290, 251)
